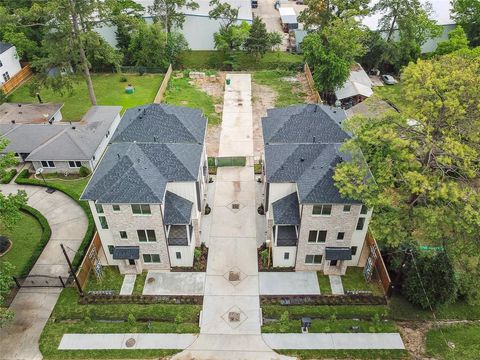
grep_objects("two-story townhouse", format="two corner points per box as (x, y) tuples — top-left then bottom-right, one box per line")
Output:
(262, 104), (372, 275)
(81, 104), (208, 274)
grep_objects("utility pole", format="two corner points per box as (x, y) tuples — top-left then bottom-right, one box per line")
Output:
(60, 243), (84, 296)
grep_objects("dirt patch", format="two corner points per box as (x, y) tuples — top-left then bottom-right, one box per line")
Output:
(194, 72), (226, 158)
(252, 83), (276, 158)
(297, 72), (318, 103)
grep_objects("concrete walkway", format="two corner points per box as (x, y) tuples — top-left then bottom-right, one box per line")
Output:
(173, 74), (290, 360)
(142, 271), (205, 295)
(0, 184), (88, 360)
(329, 275), (345, 295)
(259, 272), (320, 295)
(263, 333), (405, 350)
(119, 274), (136, 295)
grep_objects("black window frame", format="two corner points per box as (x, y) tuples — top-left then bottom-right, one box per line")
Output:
(356, 217), (366, 230)
(108, 245), (114, 255)
(337, 232), (345, 240)
(98, 216), (108, 229)
(343, 204), (351, 212)
(112, 204), (120, 212)
(132, 204), (151, 215)
(95, 204), (104, 214)
(40, 160), (55, 168)
(351, 246), (358, 256)
(305, 254), (322, 264)
(137, 229), (156, 242)
(68, 160), (82, 168)
(176, 252), (181, 259)
(360, 205), (368, 214)
(284, 252), (290, 260)
(119, 231), (128, 239)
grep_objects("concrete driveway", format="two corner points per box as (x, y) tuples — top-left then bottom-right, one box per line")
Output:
(0, 184), (88, 360)
(259, 272), (320, 295)
(142, 271), (206, 295)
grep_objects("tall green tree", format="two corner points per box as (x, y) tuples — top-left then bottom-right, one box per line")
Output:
(299, 0), (369, 29)
(334, 51), (480, 303)
(451, 0), (480, 46)
(244, 17), (270, 58)
(435, 25), (469, 55)
(373, 0), (441, 68)
(148, 0), (199, 33)
(303, 17), (366, 92)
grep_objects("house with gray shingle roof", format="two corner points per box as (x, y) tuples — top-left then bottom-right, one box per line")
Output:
(81, 103), (208, 273)
(262, 104), (372, 275)
(0, 105), (121, 173)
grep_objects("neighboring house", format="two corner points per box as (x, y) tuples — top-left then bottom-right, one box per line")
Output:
(95, 0), (253, 51)
(335, 63), (374, 109)
(292, 29), (308, 54)
(81, 103), (208, 274)
(262, 104), (372, 275)
(0, 106), (121, 172)
(0, 102), (63, 124)
(0, 42), (21, 85)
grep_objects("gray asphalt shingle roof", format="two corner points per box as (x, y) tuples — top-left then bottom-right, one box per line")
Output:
(113, 103), (206, 144)
(272, 192), (300, 225)
(325, 247), (352, 261)
(0, 42), (13, 54)
(164, 191), (193, 225)
(113, 246), (140, 260)
(81, 142), (202, 204)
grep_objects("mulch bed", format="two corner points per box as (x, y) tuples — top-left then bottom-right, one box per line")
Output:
(257, 243), (294, 272)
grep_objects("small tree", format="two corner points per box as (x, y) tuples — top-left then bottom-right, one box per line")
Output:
(244, 17), (269, 58)
(148, 0), (199, 33)
(435, 25), (469, 55)
(267, 32), (283, 51)
(451, 0), (480, 46)
(402, 251), (457, 309)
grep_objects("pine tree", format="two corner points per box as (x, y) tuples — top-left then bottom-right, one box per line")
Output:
(244, 17), (269, 58)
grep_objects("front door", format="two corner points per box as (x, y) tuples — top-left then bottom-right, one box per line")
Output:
(330, 259), (338, 267)
(128, 259), (135, 265)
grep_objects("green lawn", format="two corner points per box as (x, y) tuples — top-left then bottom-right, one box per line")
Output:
(163, 75), (221, 125)
(35, 176), (90, 199)
(9, 73), (164, 121)
(317, 273), (332, 295)
(341, 267), (384, 296)
(426, 323), (480, 360)
(85, 266), (124, 293)
(253, 70), (307, 108)
(133, 271), (148, 295)
(0, 210), (43, 277)
(374, 84), (406, 111)
(278, 349), (408, 359)
(262, 318), (396, 333)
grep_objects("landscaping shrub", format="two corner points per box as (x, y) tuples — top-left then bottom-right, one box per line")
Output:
(79, 166), (91, 177)
(119, 76), (128, 82)
(1, 168), (17, 184)
(15, 169), (95, 269)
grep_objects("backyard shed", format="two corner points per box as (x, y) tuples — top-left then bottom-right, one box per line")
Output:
(279, 7), (298, 31)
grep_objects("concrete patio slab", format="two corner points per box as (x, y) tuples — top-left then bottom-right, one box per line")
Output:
(204, 274), (259, 296)
(142, 271), (205, 295)
(262, 333), (405, 350)
(329, 275), (345, 295)
(120, 274), (136, 295)
(58, 333), (198, 350)
(259, 272), (321, 295)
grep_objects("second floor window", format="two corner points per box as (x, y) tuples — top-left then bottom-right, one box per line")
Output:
(99, 216), (108, 229)
(132, 204), (151, 215)
(95, 204), (104, 213)
(361, 205), (368, 214)
(312, 204), (332, 215)
(356, 217), (366, 230)
(308, 230), (327, 243)
(137, 229), (156, 242)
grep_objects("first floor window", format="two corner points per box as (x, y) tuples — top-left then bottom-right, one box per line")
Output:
(312, 204), (332, 215)
(132, 204), (151, 215)
(356, 217), (366, 231)
(143, 254), (161, 263)
(119, 231), (128, 239)
(337, 232), (345, 240)
(68, 161), (82, 168)
(351, 246), (358, 256)
(305, 254), (322, 264)
(2, 71), (10, 82)
(308, 230), (327, 243)
(108, 245), (114, 255)
(137, 229), (156, 242)
(176, 252), (182, 259)
(284, 252), (290, 260)
(99, 216), (108, 229)
(41, 160), (55, 168)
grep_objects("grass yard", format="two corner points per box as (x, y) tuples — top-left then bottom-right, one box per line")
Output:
(0, 210), (43, 277)
(9, 73), (164, 121)
(35, 176), (90, 199)
(277, 349), (408, 359)
(85, 266), (124, 293)
(163, 75), (221, 125)
(341, 267), (384, 296)
(374, 84), (406, 111)
(253, 70), (307, 108)
(262, 318), (396, 333)
(133, 271), (148, 295)
(426, 323), (480, 360)
(317, 273), (332, 295)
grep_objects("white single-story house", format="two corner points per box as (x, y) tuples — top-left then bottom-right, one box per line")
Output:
(0, 106), (121, 172)
(95, 0), (253, 51)
(0, 103), (63, 124)
(363, 0), (455, 53)
(0, 42), (22, 85)
(335, 63), (374, 108)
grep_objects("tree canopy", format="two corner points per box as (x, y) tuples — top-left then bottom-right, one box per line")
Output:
(451, 0), (480, 46)
(148, 0), (199, 33)
(299, 0), (369, 29)
(435, 25), (469, 56)
(244, 17), (271, 58)
(334, 50), (480, 304)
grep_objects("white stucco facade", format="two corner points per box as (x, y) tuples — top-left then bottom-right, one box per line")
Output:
(0, 45), (21, 85)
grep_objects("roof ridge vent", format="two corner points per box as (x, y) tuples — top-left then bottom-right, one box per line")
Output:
(300, 158), (304, 162)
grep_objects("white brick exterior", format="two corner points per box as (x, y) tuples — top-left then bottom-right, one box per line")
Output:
(0, 46), (21, 84)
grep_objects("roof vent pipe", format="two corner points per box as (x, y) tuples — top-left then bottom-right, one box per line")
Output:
(11, 120), (15, 124)
(117, 153), (120, 160)
(300, 158), (304, 162)
(313, 136), (316, 143)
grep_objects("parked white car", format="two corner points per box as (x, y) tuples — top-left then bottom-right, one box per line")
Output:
(381, 74), (397, 85)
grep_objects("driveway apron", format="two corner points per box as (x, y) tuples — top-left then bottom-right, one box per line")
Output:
(0, 184), (88, 360)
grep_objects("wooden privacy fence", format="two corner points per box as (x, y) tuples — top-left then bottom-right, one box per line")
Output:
(304, 63), (322, 104)
(154, 64), (173, 103)
(364, 231), (391, 295)
(1, 65), (33, 94)
(76, 232), (102, 290)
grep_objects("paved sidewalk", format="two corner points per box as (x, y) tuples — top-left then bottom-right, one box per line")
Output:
(259, 272), (320, 295)
(262, 333), (405, 350)
(120, 274), (136, 295)
(59, 333), (198, 350)
(329, 275), (345, 295)
(142, 271), (206, 295)
(0, 184), (88, 360)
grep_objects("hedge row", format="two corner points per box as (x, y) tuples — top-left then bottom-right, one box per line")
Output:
(1, 169), (17, 184)
(80, 294), (203, 305)
(261, 294), (387, 306)
(15, 169), (95, 269)
(16, 205), (52, 277)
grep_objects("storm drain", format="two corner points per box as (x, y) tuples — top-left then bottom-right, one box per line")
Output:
(228, 312), (241, 322)
(232, 203), (240, 210)
(229, 271), (240, 282)
(125, 338), (136, 348)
